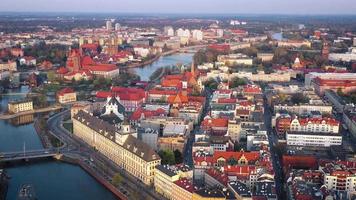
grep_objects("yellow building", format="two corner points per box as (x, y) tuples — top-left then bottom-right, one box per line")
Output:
(73, 110), (161, 185)
(57, 88), (77, 104)
(172, 178), (195, 200)
(227, 120), (241, 141)
(8, 99), (33, 114)
(158, 136), (185, 153)
(154, 165), (180, 199)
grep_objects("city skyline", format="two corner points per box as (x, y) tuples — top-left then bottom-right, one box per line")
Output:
(1, 0), (356, 15)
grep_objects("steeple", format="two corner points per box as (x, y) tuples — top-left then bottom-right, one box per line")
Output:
(191, 60), (195, 77)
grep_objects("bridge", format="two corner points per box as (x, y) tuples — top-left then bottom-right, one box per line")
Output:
(0, 149), (61, 163)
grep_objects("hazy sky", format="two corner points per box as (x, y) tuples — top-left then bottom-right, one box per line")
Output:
(1, 0), (356, 15)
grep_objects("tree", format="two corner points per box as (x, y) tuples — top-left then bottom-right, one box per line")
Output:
(158, 149), (175, 165)
(204, 78), (218, 90)
(112, 173), (123, 187)
(174, 150), (183, 164)
(229, 77), (246, 88)
(291, 93), (309, 105)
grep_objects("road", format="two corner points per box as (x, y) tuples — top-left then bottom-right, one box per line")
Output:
(47, 110), (165, 200)
(263, 95), (285, 200)
(183, 88), (212, 166)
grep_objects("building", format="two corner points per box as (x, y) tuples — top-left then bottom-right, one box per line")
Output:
(344, 109), (356, 139)
(324, 90), (346, 113)
(106, 20), (112, 31)
(277, 40), (312, 48)
(0, 60), (17, 71)
(8, 99), (33, 114)
(286, 131), (342, 148)
(192, 188), (232, 200)
(321, 161), (356, 193)
(257, 53), (274, 62)
(158, 136), (185, 153)
(228, 181), (252, 200)
(312, 76), (356, 95)
(289, 117), (340, 134)
(274, 104), (333, 115)
(154, 165), (180, 199)
(217, 54), (253, 66)
(72, 110), (160, 185)
(57, 87), (77, 104)
(329, 47), (356, 62)
(172, 178), (195, 200)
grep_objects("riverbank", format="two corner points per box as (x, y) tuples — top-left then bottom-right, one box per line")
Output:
(58, 155), (127, 200)
(0, 169), (8, 200)
(0, 105), (62, 120)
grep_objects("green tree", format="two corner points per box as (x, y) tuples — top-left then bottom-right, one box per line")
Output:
(204, 78), (218, 90)
(158, 149), (175, 165)
(174, 150), (183, 164)
(112, 173), (123, 187)
(229, 77), (246, 88)
(291, 93), (309, 105)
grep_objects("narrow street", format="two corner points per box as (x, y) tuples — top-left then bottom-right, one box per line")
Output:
(183, 88), (212, 166)
(263, 96), (285, 200)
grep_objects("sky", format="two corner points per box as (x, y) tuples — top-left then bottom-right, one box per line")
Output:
(1, 0), (356, 15)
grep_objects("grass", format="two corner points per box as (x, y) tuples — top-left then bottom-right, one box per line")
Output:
(63, 122), (73, 133)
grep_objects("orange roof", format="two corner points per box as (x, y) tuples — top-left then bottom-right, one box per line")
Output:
(201, 118), (228, 128)
(213, 151), (260, 164)
(168, 92), (189, 104)
(57, 87), (75, 96)
(297, 117), (339, 126)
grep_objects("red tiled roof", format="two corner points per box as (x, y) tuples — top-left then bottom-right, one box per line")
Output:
(84, 64), (117, 72)
(217, 98), (237, 104)
(201, 118), (228, 128)
(174, 178), (195, 193)
(81, 56), (95, 66)
(213, 151), (260, 164)
(130, 108), (166, 121)
(57, 87), (75, 96)
(81, 43), (98, 50)
(206, 168), (228, 186)
(57, 67), (69, 74)
(297, 117), (339, 126)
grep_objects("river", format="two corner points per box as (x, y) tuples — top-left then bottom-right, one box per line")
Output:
(133, 53), (194, 81)
(0, 86), (116, 200)
(1, 53), (194, 199)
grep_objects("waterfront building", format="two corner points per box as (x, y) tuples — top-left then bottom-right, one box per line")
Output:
(154, 165), (180, 199)
(57, 87), (77, 104)
(73, 110), (160, 185)
(8, 99), (33, 114)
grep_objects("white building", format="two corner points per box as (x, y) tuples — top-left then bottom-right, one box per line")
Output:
(329, 47), (356, 62)
(217, 54), (253, 66)
(164, 26), (175, 37)
(192, 30), (203, 41)
(286, 131), (342, 147)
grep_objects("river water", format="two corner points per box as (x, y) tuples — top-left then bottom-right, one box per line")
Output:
(133, 53), (194, 81)
(0, 86), (116, 200)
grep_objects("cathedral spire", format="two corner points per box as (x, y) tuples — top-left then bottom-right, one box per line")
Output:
(191, 60), (195, 77)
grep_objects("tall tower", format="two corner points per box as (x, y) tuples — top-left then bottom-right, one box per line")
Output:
(191, 60), (195, 77)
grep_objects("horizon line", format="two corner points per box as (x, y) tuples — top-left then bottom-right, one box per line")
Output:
(1, 11), (356, 17)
